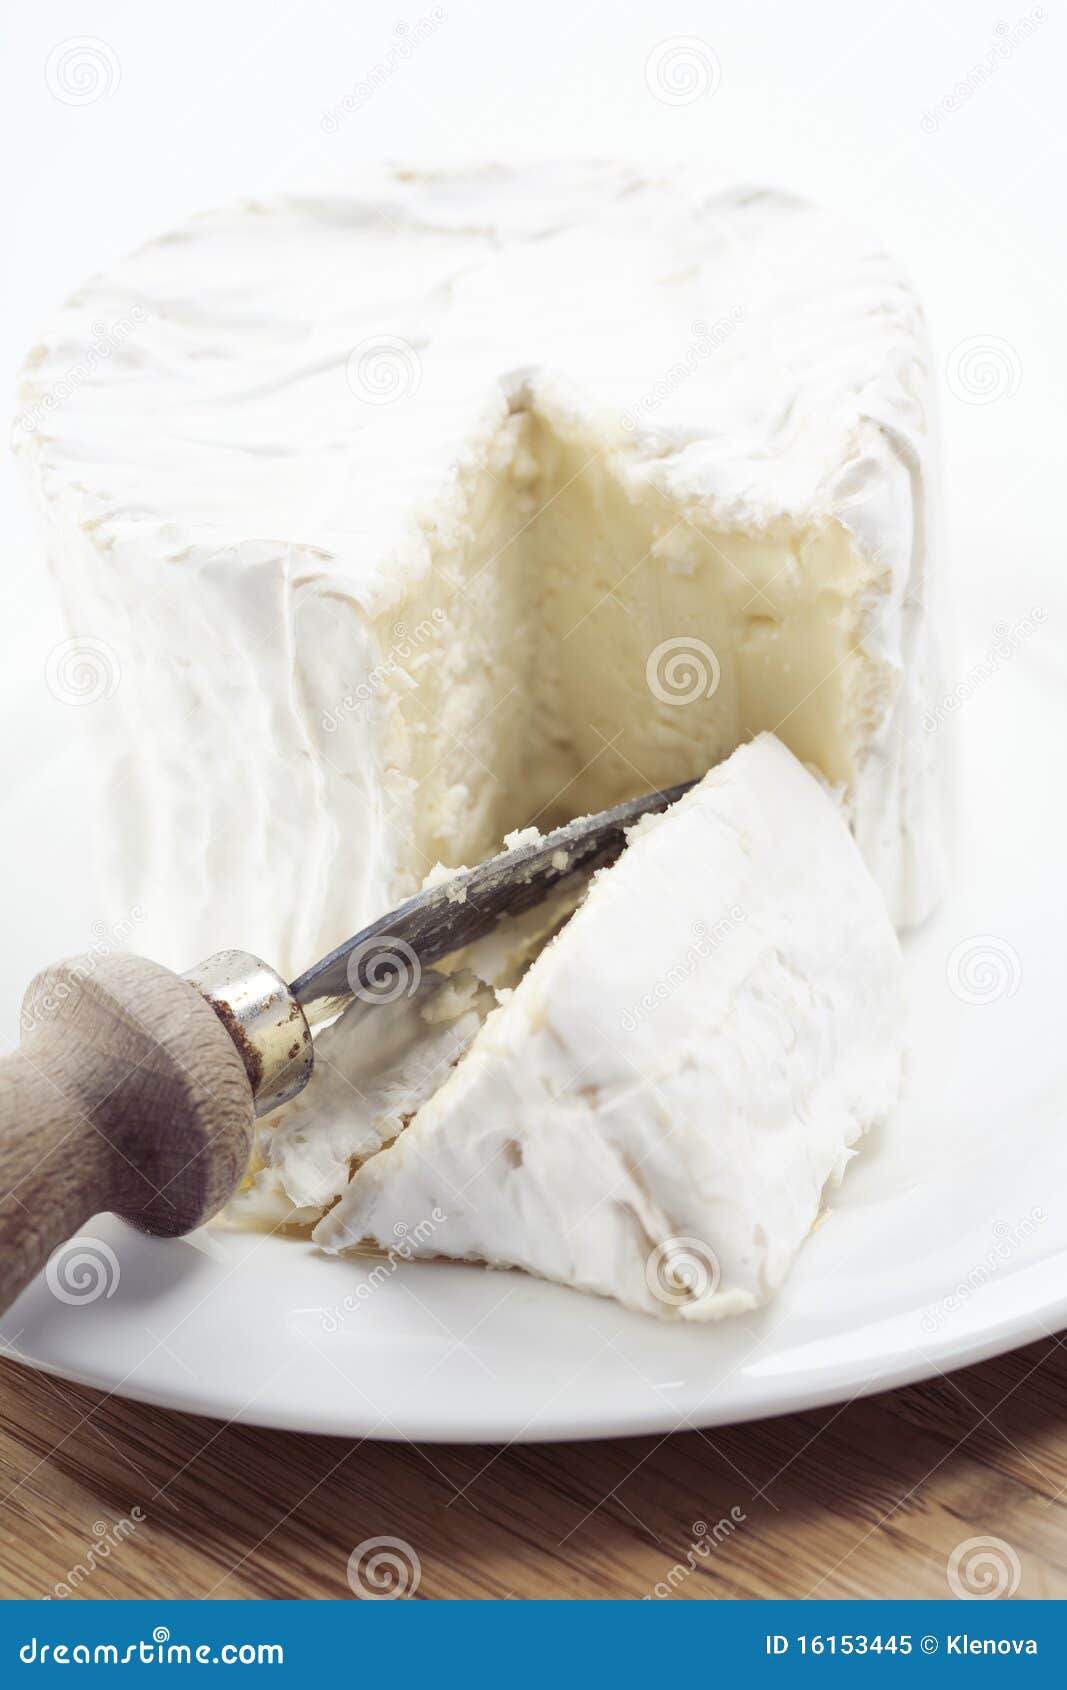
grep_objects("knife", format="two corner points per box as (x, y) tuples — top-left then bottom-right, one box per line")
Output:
(0, 779), (693, 1313)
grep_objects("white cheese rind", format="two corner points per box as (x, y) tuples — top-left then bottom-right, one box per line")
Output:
(314, 735), (906, 1320)
(16, 165), (945, 980)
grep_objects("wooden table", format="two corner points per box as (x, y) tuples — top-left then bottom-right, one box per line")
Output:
(3, 1333), (1066, 1600)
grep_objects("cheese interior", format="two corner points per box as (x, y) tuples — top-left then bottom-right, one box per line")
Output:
(241, 406), (889, 1230)
(379, 406), (878, 889)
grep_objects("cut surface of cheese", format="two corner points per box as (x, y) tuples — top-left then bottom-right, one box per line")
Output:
(17, 164), (945, 987)
(314, 735), (906, 1320)
(231, 880), (583, 1228)
(227, 967), (496, 1233)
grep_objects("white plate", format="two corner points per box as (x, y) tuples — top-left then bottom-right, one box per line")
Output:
(1, 587), (1063, 1441)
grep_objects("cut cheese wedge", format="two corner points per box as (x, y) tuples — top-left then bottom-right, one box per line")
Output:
(314, 735), (905, 1320)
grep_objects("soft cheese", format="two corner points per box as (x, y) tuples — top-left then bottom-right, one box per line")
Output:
(229, 968), (496, 1232)
(16, 164), (944, 984)
(232, 876), (585, 1227)
(314, 736), (906, 1320)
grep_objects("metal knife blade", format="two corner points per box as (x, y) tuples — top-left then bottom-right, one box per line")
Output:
(290, 778), (696, 1034)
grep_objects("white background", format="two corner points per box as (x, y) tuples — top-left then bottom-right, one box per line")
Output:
(0, 0), (1063, 1013)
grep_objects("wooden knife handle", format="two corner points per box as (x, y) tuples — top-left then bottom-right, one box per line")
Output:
(0, 952), (254, 1316)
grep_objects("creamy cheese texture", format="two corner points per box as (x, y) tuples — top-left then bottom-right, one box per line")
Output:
(17, 162), (944, 986)
(230, 878), (583, 1231)
(316, 736), (906, 1321)
(15, 164), (934, 1317)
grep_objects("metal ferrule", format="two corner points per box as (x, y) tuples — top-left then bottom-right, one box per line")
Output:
(183, 950), (314, 1118)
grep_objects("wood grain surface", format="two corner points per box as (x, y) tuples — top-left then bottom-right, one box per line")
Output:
(2, 1334), (1066, 1600)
